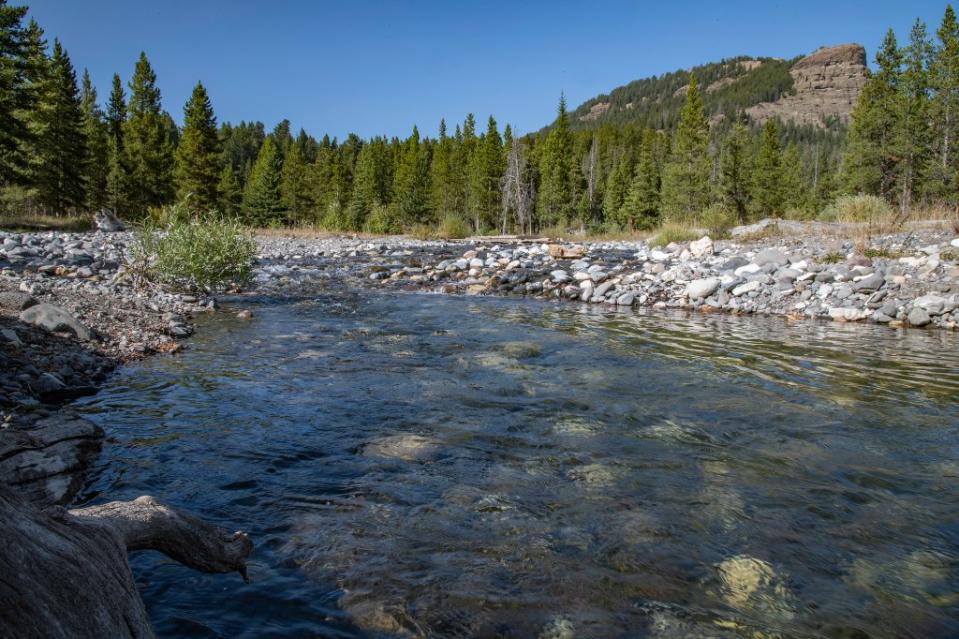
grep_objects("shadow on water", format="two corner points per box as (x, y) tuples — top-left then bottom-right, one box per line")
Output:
(76, 291), (959, 638)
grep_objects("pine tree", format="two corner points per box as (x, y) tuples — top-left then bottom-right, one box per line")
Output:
(34, 40), (87, 213)
(752, 119), (785, 217)
(242, 135), (283, 225)
(458, 114), (478, 226)
(79, 69), (108, 210)
(106, 73), (125, 145)
(842, 30), (903, 199)
(217, 163), (241, 217)
(602, 154), (631, 224)
(14, 18), (49, 189)
(536, 96), (574, 226)
(898, 18), (932, 214)
(929, 5), (959, 204)
(622, 129), (660, 229)
(660, 76), (711, 219)
(174, 81), (221, 211)
(391, 126), (432, 226)
(719, 123), (751, 221)
(280, 142), (313, 223)
(0, 3), (31, 184)
(429, 119), (456, 217)
(781, 143), (804, 212)
(468, 115), (504, 231)
(105, 73), (128, 213)
(124, 52), (173, 215)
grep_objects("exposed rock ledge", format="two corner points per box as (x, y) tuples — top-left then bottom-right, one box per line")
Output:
(746, 43), (867, 127)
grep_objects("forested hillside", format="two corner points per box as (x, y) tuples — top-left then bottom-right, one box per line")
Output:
(566, 56), (800, 132)
(2, 0), (959, 236)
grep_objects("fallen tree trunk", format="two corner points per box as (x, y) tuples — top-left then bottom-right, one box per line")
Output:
(0, 488), (252, 639)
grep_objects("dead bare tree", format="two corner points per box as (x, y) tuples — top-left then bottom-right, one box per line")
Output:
(502, 139), (536, 234)
(581, 136), (599, 231)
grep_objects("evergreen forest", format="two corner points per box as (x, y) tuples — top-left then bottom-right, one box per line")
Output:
(2, 0), (959, 234)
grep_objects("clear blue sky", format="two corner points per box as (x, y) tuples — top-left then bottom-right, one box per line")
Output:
(24, 0), (954, 140)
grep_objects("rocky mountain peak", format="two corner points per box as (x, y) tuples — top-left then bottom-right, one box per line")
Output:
(746, 43), (867, 128)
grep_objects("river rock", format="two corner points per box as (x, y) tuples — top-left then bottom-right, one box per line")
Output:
(908, 307), (931, 327)
(689, 236), (713, 258)
(853, 272), (884, 292)
(20, 304), (92, 341)
(686, 278), (721, 299)
(829, 307), (868, 322)
(951, 238), (959, 248)
(913, 294), (949, 315)
(753, 248), (789, 267)
(93, 208), (125, 232)
(732, 281), (761, 296)
(363, 434), (440, 462)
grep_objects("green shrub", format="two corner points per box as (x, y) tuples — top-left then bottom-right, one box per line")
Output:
(649, 221), (699, 247)
(132, 200), (255, 293)
(435, 214), (471, 239)
(699, 205), (737, 238)
(362, 203), (396, 235)
(820, 194), (894, 225)
(407, 223), (434, 240)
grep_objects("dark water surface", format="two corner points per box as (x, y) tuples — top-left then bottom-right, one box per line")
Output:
(76, 291), (959, 638)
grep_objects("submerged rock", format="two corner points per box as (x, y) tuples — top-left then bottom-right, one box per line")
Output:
(363, 434), (440, 462)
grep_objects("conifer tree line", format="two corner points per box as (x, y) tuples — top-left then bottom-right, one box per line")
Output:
(2, 0), (958, 232)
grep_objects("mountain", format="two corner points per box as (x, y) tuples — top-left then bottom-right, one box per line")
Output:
(566, 44), (867, 133)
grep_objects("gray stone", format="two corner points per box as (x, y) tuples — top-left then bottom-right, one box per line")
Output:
(913, 294), (948, 315)
(908, 307), (931, 327)
(593, 280), (614, 298)
(93, 208), (125, 232)
(19, 304), (92, 341)
(720, 256), (749, 272)
(754, 248), (790, 267)
(853, 273), (884, 292)
(550, 270), (570, 283)
(732, 281), (761, 296)
(32, 372), (65, 394)
(686, 278), (721, 299)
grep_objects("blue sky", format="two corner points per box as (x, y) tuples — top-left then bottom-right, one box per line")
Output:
(24, 0), (954, 140)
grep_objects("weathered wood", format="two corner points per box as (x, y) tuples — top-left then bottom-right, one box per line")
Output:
(70, 496), (253, 579)
(0, 488), (253, 639)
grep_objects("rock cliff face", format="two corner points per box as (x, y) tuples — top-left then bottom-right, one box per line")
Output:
(746, 44), (867, 128)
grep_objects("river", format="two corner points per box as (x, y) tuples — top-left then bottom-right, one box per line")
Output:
(76, 290), (959, 638)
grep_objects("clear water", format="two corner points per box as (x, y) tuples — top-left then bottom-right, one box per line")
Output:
(76, 290), (959, 638)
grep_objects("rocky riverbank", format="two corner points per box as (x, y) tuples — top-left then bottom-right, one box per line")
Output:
(0, 229), (215, 502)
(255, 221), (959, 331)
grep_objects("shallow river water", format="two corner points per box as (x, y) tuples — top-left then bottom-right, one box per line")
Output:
(76, 291), (959, 638)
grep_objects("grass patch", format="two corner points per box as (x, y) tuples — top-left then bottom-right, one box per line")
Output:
(863, 247), (904, 259)
(819, 252), (845, 264)
(0, 213), (91, 232)
(433, 214), (471, 240)
(648, 222), (700, 247)
(941, 249), (959, 262)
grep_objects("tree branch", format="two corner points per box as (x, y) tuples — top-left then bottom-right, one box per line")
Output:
(69, 495), (253, 581)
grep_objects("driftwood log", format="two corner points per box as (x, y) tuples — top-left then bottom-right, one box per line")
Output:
(0, 488), (252, 638)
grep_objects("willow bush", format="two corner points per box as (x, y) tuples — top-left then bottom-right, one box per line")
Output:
(132, 199), (256, 292)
